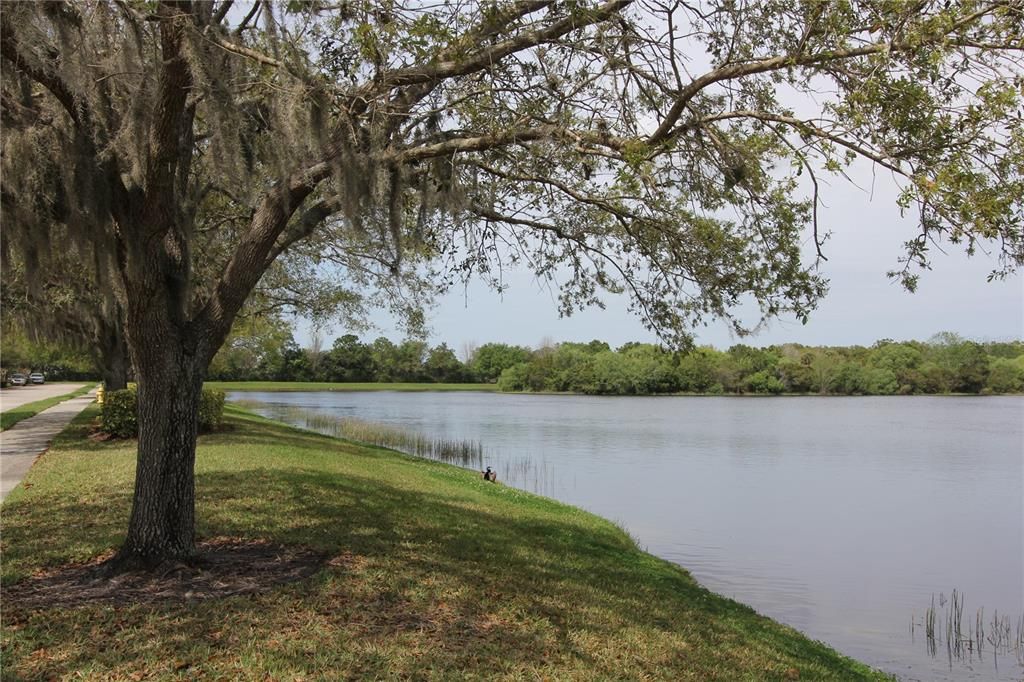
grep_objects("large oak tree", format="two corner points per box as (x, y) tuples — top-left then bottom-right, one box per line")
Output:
(1, 0), (1021, 564)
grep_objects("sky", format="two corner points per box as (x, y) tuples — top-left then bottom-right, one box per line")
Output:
(296, 166), (1024, 354)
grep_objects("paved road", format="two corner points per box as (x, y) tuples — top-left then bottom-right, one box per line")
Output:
(0, 388), (98, 502)
(0, 382), (92, 412)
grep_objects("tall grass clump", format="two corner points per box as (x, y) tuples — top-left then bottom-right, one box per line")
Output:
(232, 402), (556, 494)
(274, 407), (485, 471)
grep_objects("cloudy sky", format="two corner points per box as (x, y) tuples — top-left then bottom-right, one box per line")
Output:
(299, 163), (1023, 353)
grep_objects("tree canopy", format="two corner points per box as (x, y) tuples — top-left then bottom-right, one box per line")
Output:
(4, 1), (1022, 345)
(2, 0), (1021, 562)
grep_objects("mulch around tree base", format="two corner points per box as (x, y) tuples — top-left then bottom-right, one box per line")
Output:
(2, 537), (332, 611)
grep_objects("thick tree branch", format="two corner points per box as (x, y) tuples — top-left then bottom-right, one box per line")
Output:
(267, 196), (344, 265)
(197, 160), (334, 356)
(396, 124), (627, 163)
(0, 17), (80, 126)
(397, 127), (554, 161)
(207, 35), (286, 69)
(234, 0), (261, 35)
(373, 0), (633, 91)
(651, 44), (894, 144)
(212, 0), (233, 25)
(144, 2), (195, 200)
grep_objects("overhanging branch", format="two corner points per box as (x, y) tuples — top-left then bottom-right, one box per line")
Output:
(0, 17), (81, 126)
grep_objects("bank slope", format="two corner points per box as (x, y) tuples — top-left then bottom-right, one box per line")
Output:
(1, 406), (889, 681)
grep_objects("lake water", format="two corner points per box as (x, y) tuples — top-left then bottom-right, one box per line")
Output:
(229, 391), (1024, 681)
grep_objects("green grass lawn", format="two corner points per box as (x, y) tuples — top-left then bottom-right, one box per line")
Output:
(0, 383), (94, 431)
(0, 406), (890, 681)
(206, 381), (496, 392)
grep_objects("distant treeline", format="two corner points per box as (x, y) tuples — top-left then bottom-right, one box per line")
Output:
(0, 327), (97, 381)
(493, 335), (1024, 395)
(207, 330), (1024, 395)
(208, 334), (518, 384)
(7, 318), (1020, 395)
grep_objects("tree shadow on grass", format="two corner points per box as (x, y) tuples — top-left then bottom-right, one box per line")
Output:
(191, 467), (876, 679)
(1, 492), (132, 581)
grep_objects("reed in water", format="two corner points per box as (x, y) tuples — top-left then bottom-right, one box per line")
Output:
(238, 402), (556, 494)
(300, 412), (485, 469)
(911, 590), (1024, 670)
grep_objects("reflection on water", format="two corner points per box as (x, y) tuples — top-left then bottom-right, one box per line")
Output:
(231, 391), (1024, 682)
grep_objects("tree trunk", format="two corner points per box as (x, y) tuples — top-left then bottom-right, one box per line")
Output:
(117, 333), (204, 564)
(113, 0), (199, 565)
(113, 214), (208, 567)
(105, 0), (306, 563)
(98, 320), (130, 391)
(109, 180), (295, 569)
(101, 354), (129, 392)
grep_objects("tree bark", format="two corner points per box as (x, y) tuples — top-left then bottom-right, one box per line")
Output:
(100, 349), (129, 392)
(97, 317), (130, 391)
(110, 191), (308, 567)
(107, 1), (204, 567)
(117, 323), (204, 564)
(113, 216), (206, 564)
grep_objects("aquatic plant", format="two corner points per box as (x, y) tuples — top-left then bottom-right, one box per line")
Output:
(245, 404), (560, 495)
(912, 590), (1024, 670)
(293, 410), (485, 470)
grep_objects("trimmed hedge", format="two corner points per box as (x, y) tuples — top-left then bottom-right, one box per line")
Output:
(100, 387), (139, 438)
(199, 389), (225, 430)
(101, 386), (226, 438)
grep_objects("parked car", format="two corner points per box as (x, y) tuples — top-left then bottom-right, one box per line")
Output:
(29, 372), (45, 384)
(9, 373), (27, 386)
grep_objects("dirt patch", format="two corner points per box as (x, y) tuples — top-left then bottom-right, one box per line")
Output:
(2, 537), (330, 611)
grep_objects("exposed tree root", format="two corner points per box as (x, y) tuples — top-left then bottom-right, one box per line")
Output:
(2, 537), (329, 611)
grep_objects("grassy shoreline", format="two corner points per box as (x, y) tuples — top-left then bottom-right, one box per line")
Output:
(1, 405), (889, 680)
(0, 383), (94, 431)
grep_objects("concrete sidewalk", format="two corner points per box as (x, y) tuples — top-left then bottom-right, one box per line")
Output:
(0, 389), (98, 502)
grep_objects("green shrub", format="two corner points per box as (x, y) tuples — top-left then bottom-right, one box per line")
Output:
(101, 387), (138, 438)
(496, 363), (531, 392)
(745, 370), (785, 395)
(199, 389), (226, 430)
(100, 387), (226, 437)
(987, 357), (1024, 393)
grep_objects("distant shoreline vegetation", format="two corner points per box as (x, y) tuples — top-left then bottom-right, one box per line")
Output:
(204, 331), (1023, 397)
(492, 335), (1024, 396)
